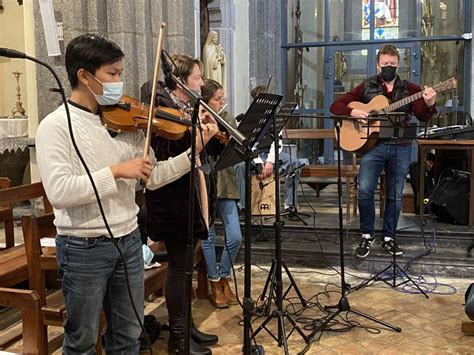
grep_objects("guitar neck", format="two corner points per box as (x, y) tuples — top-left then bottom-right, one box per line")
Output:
(385, 91), (424, 112)
(383, 79), (453, 113)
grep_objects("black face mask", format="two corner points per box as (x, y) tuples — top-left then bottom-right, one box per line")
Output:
(380, 65), (397, 82)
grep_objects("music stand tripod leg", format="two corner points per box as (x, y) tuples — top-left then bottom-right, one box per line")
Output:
(358, 113), (429, 299)
(252, 107), (309, 351)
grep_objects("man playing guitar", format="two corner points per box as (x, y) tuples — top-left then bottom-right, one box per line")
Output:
(330, 44), (437, 259)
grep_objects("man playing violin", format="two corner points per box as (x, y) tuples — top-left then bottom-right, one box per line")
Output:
(35, 34), (218, 354)
(330, 44), (437, 259)
(141, 53), (219, 354)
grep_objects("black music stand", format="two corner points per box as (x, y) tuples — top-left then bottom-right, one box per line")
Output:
(250, 103), (308, 355)
(259, 102), (310, 224)
(358, 113), (429, 298)
(304, 119), (400, 349)
(214, 93), (283, 355)
(255, 103), (307, 315)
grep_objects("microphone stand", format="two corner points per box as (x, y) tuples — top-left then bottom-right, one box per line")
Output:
(163, 69), (248, 355)
(305, 120), (400, 348)
(163, 50), (247, 146)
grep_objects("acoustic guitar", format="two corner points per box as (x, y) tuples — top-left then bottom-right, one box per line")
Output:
(337, 77), (457, 153)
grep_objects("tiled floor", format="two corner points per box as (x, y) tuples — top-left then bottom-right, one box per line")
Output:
(1, 185), (473, 353)
(5, 265), (473, 354)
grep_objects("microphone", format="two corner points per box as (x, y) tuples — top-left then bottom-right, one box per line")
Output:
(235, 113), (245, 122)
(0, 47), (27, 59)
(161, 51), (173, 79)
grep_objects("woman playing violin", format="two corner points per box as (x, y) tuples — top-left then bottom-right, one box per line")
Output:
(35, 34), (217, 354)
(200, 79), (242, 309)
(140, 53), (219, 354)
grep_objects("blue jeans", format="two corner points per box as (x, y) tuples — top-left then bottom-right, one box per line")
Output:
(358, 142), (412, 240)
(201, 199), (242, 279)
(56, 228), (144, 355)
(234, 151), (302, 209)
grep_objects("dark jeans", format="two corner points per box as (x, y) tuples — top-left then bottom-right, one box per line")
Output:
(56, 229), (144, 354)
(358, 142), (412, 239)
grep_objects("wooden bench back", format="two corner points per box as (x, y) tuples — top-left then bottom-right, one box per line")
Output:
(21, 213), (56, 306)
(283, 128), (335, 140)
(0, 181), (52, 213)
(282, 128), (357, 168)
(0, 178), (14, 250)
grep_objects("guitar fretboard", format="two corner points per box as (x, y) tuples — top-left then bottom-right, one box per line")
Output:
(376, 79), (454, 114)
(384, 91), (424, 112)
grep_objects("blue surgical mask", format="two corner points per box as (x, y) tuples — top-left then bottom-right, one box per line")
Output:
(142, 244), (154, 266)
(87, 73), (123, 106)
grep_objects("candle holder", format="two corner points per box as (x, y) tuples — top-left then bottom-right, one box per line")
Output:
(11, 71), (26, 117)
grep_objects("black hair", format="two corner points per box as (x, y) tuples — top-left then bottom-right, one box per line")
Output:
(201, 79), (223, 103)
(426, 152), (436, 162)
(65, 33), (124, 88)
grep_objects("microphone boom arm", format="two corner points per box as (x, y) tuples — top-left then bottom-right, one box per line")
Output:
(169, 72), (248, 146)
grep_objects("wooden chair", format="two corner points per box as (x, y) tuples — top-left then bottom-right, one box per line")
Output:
(0, 287), (43, 354)
(0, 177), (15, 250)
(21, 213), (103, 355)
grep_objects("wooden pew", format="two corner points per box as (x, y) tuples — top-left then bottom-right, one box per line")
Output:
(21, 213), (103, 355)
(20, 212), (176, 354)
(0, 182), (52, 288)
(0, 177), (14, 250)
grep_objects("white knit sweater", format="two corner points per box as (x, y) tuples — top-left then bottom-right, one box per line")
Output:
(36, 103), (191, 238)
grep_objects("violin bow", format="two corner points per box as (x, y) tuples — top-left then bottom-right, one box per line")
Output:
(265, 74), (272, 92)
(143, 23), (166, 158)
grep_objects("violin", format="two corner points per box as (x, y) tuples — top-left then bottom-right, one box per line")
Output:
(100, 95), (191, 140)
(214, 131), (229, 145)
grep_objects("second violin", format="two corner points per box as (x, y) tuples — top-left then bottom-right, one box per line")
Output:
(100, 95), (191, 140)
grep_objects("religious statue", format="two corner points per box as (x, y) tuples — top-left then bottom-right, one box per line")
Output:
(333, 35), (347, 82)
(202, 31), (226, 93)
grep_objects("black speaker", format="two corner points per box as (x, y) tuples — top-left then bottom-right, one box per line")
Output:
(427, 169), (470, 225)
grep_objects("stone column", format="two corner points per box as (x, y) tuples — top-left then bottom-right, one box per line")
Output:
(248, 0), (281, 96)
(208, 0), (250, 116)
(33, 0), (197, 121)
(471, 2), (474, 116)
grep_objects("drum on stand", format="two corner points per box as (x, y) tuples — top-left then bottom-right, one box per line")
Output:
(251, 175), (276, 216)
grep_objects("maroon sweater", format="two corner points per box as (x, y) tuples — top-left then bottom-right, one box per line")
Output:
(330, 77), (436, 122)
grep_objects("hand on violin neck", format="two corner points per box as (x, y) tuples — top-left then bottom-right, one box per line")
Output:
(110, 157), (153, 182)
(196, 123), (219, 154)
(199, 109), (217, 125)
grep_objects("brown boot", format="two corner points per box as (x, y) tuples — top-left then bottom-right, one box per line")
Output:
(209, 278), (229, 308)
(221, 277), (238, 305)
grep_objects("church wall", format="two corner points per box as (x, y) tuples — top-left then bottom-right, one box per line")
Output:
(32, 0), (197, 123)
